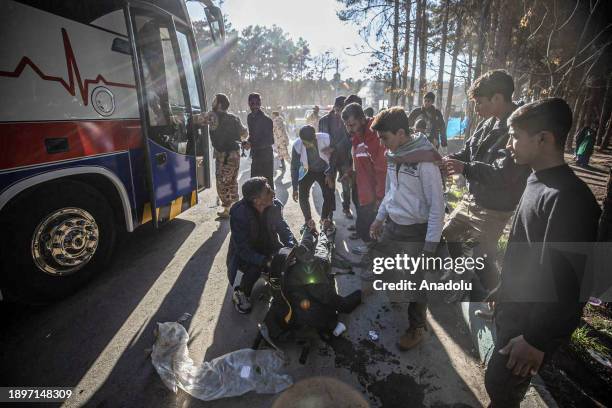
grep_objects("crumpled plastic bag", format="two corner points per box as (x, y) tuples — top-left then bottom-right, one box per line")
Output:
(151, 322), (293, 401)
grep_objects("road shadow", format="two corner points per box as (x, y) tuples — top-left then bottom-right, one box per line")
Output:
(85, 221), (230, 407)
(0, 219), (196, 391)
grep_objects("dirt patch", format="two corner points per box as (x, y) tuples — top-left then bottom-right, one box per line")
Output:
(327, 335), (429, 406)
(366, 372), (426, 408)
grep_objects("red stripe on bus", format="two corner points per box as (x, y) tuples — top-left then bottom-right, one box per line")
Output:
(0, 119), (143, 170)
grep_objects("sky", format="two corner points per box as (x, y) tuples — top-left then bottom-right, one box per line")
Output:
(188, 0), (372, 79)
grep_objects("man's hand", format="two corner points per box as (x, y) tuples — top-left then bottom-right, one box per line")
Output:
(242, 141), (251, 150)
(369, 219), (384, 240)
(339, 169), (353, 183)
(444, 158), (465, 176)
(499, 335), (544, 377)
(292, 190), (299, 202)
(325, 175), (335, 188)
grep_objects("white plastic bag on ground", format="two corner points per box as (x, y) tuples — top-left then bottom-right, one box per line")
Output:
(151, 322), (293, 401)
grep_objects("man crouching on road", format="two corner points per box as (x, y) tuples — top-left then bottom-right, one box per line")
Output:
(227, 177), (296, 314)
(369, 107), (445, 350)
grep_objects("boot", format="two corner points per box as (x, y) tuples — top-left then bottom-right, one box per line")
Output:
(398, 326), (426, 350)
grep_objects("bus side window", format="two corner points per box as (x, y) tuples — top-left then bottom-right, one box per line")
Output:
(136, 17), (189, 154)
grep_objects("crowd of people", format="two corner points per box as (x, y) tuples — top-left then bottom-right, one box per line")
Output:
(198, 69), (600, 408)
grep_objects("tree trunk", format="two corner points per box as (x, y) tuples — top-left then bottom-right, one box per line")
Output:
(436, 0), (450, 107)
(418, 0), (428, 105)
(401, 0), (412, 108)
(473, 0), (492, 81)
(445, 15), (463, 126)
(597, 168), (612, 241)
(390, 0), (401, 106)
(597, 75), (612, 146)
(409, 0), (421, 110)
(492, 0), (515, 70)
(486, 0), (499, 69)
(566, 88), (586, 152)
(601, 110), (612, 149)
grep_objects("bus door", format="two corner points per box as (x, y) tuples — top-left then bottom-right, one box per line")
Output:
(128, 4), (207, 227)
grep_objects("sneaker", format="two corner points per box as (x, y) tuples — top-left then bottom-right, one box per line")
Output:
(232, 289), (252, 314)
(347, 225), (356, 232)
(321, 218), (335, 233)
(217, 207), (230, 219)
(351, 244), (371, 255)
(398, 326), (426, 350)
(343, 209), (354, 219)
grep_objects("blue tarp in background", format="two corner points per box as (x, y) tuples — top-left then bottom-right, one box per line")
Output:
(447, 117), (469, 139)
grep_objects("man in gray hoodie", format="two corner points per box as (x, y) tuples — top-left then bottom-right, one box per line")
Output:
(369, 107), (445, 350)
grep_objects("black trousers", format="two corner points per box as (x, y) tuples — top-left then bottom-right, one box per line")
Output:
(484, 325), (536, 408)
(232, 262), (265, 297)
(339, 168), (352, 211)
(298, 171), (335, 222)
(251, 147), (274, 189)
(355, 202), (376, 242)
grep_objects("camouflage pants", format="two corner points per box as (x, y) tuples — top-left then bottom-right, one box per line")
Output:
(215, 150), (240, 208)
(442, 196), (513, 291)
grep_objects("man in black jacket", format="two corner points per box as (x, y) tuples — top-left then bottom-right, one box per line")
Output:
(206, 93), (247, 218)
(246, 93), (275, 189)
(227, 177), (296, 314)
(408, 92), (447, 150)
(442, 70), (530, 299)
(485, 98), (600, 407)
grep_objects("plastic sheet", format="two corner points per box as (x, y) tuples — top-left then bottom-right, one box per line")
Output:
(151, 322), (293, 401)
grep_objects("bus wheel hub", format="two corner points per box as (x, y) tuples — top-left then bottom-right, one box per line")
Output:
(32, 208), (100, 276)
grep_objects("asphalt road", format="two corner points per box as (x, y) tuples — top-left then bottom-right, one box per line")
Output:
(0, 154), (550, 408)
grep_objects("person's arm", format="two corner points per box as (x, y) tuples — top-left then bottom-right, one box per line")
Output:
(375, 170), (392, 222)
(318, 116), (327, 134)
(407, 107), (420, 127)
(420, 162), (445, 253)
(266, 116), (274, 145)
(462, 148), (531, 188)
(230, 210), (267, 266)
(290, 144), (301, 190)
(247, 115), (254, 144)
(523, 191), (599, 352)
(371, 138), (388, 203)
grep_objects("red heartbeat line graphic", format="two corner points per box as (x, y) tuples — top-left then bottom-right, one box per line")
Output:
(0, 28), (135, 106)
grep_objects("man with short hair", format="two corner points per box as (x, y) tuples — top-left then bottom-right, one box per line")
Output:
(246, 93), (275, 189)
(485, 97), (600, 407)
(319, 96), (353, 219)
(227, 177), (296, 314)
(306, 105), (321, 129)
(369, 107), (445, 350)
(291, 125), (335, 229)
(408, 92), (447, 150)
(342, 103), (387, 253)
(442, 70), (530, 300)
(203, 93), (247, 218)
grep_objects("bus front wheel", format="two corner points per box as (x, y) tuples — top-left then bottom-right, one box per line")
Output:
(1, 180), (117, 302)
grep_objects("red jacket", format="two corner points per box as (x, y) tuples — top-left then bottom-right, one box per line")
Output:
(352, 119), (387, 206)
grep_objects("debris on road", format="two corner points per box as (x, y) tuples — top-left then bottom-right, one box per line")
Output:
(151, 322), (292, 401)
(368, 330), (379, 341)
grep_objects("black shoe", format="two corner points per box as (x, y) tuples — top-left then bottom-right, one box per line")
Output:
(343, 209), (354, 219)
(232, 289), (252, 314)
